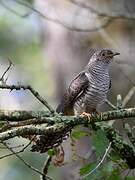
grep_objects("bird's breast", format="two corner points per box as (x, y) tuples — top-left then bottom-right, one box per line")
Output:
(74, 72), (110, 115)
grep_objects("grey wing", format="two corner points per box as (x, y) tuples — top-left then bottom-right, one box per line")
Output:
(56, 71), (89, 115)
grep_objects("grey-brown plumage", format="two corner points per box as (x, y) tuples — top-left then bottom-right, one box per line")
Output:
(56, 49), (120, 115)
(31, 49), (120, 154)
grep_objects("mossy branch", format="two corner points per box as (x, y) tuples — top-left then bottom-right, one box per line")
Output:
(0, 108), (135, 169)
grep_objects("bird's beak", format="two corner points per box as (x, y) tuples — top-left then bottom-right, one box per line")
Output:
(112, 52), (120, 56)
(106, 52), (120, 58)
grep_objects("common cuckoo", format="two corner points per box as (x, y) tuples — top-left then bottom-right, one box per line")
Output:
(31, 49), (120, 154)
(56, 49), (120, 116)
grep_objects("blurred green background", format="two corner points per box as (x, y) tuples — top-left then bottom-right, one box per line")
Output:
(0, 1), (56, 180)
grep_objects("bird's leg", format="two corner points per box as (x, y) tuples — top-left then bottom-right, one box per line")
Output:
(80, 110), (103, 121)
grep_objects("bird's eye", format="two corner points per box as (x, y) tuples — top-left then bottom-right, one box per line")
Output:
(102, 53), (105, 56)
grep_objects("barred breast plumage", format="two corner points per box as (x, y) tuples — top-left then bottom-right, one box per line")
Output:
(74, 61), (110, 115)
(56, 49), (120, 116)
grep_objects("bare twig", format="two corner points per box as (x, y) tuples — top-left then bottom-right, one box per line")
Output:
(122, 87), (135, 107)
(0, 138), (32, 160)
(70, 0), (135, 20)
(2, 142), (53, 180)
(0, 59), (13, 84)
(0, 143), (25, 149)
(13, 0), (113, 32)
(1, 0), (135, 33)
(82, 142), (112, 178)
(0, 84), (55, 114)
(0, 0), (31, 18)
(116, 94), (123, 109)
(41, 156), (52, 180)
(105, 99), (117, 110)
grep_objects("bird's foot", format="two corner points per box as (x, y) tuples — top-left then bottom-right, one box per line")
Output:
(80, 112), (91, 122)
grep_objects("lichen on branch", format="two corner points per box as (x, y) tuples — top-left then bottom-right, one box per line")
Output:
(0, 108), (135, 169)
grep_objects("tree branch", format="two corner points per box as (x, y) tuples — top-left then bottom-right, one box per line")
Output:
(2, 142), (53, 180)
(0, 0), (113, 32)
(0, 84), (55, 114)
(0, 108), (135, 169)
(0, 108), (135, 124)
(0, 109), (51, 121)
(41, 156), (52, 180)
(70, 0), (135, 20)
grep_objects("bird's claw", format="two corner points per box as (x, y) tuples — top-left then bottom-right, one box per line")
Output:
(80, 112), (91, 122)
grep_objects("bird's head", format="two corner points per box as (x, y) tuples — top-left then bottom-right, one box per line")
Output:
(92, 49), (120, 63)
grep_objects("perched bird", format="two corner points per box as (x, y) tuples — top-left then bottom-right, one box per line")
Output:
(56, 49), (120, 116)
(31, 49), (120, 157)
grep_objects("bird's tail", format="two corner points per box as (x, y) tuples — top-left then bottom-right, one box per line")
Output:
(56, 104), (64, 114)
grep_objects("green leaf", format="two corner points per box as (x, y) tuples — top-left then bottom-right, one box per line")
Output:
(103, 161), (114, 174)
(80, 162), (96, 176)
(47, 149), (56, 156)
(109, 150), (121, 162)
(107, 169), (121, 180)
(71, 130), (89, 140)
(92, 129), (109, 158)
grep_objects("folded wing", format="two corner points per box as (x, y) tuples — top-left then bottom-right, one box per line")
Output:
(56, 71), (89, 115)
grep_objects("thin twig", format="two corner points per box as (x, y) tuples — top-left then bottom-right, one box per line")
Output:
(105, 99), (117, 110)
(70, 0), (135, 20)
(0, 143), (25, 149)
(0, 84), (55, 114)
(13, 0), (113, 32)
(0, 59), (13, 84)
(41, 156), (52, 180)
(122, 87), (135, 107)
(0, 137), (34, 160)
(0, 0), (31, 18)
(116, 94), (123, 109)
(2, 142), (53, 180)
(82, 142), (112, 178)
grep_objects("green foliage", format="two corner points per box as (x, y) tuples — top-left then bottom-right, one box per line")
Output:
(47, 149), (57, 157)
(106, 169), (121, 180)
(92, 129), (109, 158)
(108, 150), (121, 162)
(80, 162), (96, 176)
(71, 130), (89, 140)
(125, 177), (135, 180)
